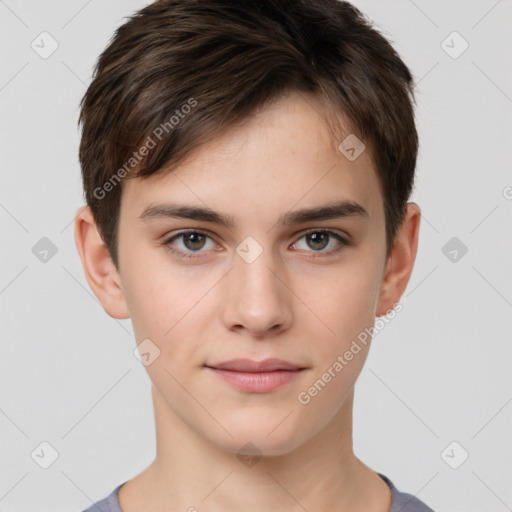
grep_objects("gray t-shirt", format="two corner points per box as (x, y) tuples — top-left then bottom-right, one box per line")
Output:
(81, 473), (434, 511)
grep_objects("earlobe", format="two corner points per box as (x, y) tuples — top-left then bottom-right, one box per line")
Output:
(74, 205), (131, 319)
(376, 202), (421, 316)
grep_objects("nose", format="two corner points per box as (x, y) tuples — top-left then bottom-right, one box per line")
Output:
(220, 245), (293, 338)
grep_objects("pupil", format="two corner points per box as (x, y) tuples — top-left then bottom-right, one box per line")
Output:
(308, 232), (328, 250)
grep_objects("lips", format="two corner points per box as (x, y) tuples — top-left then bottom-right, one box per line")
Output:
(205, 358), (307, 392)
(205, 358), (304, 372)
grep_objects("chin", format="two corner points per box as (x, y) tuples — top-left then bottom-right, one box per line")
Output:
(209, 421), (309, 458)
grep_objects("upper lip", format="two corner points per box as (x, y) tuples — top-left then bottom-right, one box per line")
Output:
(206, 358), (304, 372)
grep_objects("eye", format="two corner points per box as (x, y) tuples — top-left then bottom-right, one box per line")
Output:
(291, 229), (349, 256)
(162, 230), (218, 258)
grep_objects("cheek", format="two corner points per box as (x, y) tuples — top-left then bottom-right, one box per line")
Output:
(120, 255), (190, 344)
(294, 266), (379, 416)
(121, 256), (219, 376)
(306, 261), (382, 349)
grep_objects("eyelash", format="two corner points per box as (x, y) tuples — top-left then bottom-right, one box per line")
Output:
(162, 228), (350, 260)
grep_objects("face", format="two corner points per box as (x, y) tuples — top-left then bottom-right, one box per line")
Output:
(114, 91), (390, 456)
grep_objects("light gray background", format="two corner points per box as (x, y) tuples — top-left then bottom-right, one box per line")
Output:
(1, 1), (511, 511)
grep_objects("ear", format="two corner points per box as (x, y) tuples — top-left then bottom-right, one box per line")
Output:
(74, 205), (130, 319)
(376, 202), (421, 316)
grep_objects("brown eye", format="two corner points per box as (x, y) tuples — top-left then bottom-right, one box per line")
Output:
(292, 229), (349, 255)
(181, 232), (207, 251)
(305, 232), (330, 251)
(163, 230), (216, 258)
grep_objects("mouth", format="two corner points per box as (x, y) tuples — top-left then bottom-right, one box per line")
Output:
(204, 358), (307, 393)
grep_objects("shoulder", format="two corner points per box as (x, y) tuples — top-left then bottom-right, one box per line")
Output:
(378, 473), (435, 512)
(80, 482), (125, 512)
(81, 475), (433, 512)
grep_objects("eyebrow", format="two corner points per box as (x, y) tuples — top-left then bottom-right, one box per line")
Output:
(138, 200), (369, 228)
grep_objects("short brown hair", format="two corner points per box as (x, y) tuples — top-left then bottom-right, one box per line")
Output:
(78, 0), (418, 270)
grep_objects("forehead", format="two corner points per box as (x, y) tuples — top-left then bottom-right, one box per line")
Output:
(120, 91), (383, 227)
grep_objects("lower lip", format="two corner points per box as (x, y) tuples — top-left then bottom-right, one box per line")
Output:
(206, 367), (304, 393)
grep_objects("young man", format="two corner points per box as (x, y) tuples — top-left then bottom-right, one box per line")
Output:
(75, 0), (432, 510)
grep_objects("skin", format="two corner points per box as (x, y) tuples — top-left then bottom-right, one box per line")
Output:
(75, 90), (420, 512)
